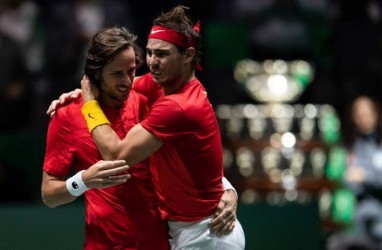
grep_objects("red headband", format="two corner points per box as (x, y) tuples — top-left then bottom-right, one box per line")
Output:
(148, 21), (202, 70)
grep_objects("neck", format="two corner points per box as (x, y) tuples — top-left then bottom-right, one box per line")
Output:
(98, 95), (124, 109)
(163, 71), (195, 95)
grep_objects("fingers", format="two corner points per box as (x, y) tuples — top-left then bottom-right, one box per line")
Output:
(83, 160), (131, 189)
(94, 160), (130, 179)
(72, 88), (82, 98)
(100, 173), (131, 187)
(214, 218), (236, 235)
(81, 76), (99, 102)
(81, 75), (91, 87)
(47, 100), (60, 116)
(46, 89), (82, 116)
(58, 93), (70, 104)
(96, 160), (128, 172)
(209, 208), (237, 235)
(209, 192), (238, 235)
(107, 173), (131, 184)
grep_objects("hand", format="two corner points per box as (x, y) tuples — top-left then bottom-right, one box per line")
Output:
(209, 189), (237, 235)
(46, 88), (82, 116)
(82, 160), (131, 189)
(81, 75), (99, 103)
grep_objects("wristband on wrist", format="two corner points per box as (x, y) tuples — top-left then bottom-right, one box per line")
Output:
(222, 176), (238, 199)
(81, 100), (110, 133)
(66, 170), (89, 196)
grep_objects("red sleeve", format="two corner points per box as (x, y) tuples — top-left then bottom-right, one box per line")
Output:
(42, 108), (75, 177)
(140, 98), (189, 142)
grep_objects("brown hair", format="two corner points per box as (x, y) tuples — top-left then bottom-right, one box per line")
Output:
(153, 5), (202, 69)
(85, 26), (143, 86)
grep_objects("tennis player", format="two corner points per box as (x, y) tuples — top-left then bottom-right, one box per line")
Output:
(80, 6), (245, 250)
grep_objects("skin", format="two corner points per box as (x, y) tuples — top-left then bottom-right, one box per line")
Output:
(47, 86), (238, 234)
(46, 41), (237, 235)
(41, 48), (137, 208)
(81, 38), (237, 234)
(146, 38), (194, 94)
(351, 96), (378, 136)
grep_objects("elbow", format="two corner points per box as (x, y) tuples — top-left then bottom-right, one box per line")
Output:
(41, 193), (59, 208)
(41, 185), (62, 208)
(100, 150), (121, 161)
(98, 143), (126, 161)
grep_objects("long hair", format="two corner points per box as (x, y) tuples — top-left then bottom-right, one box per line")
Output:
(85, 26), (143, 86)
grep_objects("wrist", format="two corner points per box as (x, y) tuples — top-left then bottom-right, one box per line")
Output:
(82, 94), (95, 104)
(222, 176), (238, 199)
(81, 100), (110, 132)
(66, 170), (90, 196)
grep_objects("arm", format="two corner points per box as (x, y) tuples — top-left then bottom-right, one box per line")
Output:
(81, 76), (162, 164)
(42, 171), (77, 208)
(91, 122), (162, 165)
(41, 160), (130, 208)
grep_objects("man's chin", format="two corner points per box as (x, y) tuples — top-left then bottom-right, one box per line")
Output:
(151, 77), (165, 86)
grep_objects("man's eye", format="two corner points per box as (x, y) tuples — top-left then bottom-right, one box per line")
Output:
(156, 52), (166, 58)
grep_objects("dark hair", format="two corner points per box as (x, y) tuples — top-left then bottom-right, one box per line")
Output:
(153, 5), (202, 68)
(85, 26), (143, 86)
(342, 95), (382, 149)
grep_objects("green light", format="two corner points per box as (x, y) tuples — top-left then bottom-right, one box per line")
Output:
(326, 146), (346, 181)
(332, 188), (355, 225)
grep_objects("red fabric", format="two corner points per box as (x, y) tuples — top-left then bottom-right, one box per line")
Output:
(148, 25), (196, 49)
(148, 24), (202, 71)
(139, 76), (224, 221)
(43, 91), (169, 250)
(133, 74), (163, 107)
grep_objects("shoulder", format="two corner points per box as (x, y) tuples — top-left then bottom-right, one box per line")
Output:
(150, 98), (185, 120)
(127, 89), (148, 108)
(51, 98), (82, 124)
(134, 73), (153, 85)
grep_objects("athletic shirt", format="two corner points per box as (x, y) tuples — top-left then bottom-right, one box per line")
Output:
(43, 90), (169, 250)
(134, 73), (224, 222)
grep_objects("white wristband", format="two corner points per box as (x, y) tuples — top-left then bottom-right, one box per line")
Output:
(222, 176), (238, 199)
(66, 170), (89, 196)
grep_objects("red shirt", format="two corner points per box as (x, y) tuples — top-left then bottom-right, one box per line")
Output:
(136, 73), (224, 222)
(43, 91), (169, 250)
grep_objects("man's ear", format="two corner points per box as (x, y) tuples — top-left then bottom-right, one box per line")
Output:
(185, 47), (196, 64)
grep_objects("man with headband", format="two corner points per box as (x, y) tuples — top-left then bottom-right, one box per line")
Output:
(80, 6), (245, 249)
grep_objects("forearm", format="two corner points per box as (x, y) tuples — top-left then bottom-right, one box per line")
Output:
(82, 100), (161, 165)
(92, 124), (161, 166)
(41, 170), (91, 208)
(41, 177), (78, 208)
(82, 100), (129, 161)
(92, 124), (126, 161)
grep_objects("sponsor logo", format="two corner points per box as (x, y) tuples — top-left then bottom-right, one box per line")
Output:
(151, 29), (166, 34)
(72, 181), (79, 189)
(88, 113), (95, 119)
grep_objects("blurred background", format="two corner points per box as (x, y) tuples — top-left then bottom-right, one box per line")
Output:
(1, 0), (382, 249)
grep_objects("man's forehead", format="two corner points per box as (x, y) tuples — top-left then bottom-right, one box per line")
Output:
(146, 38), (175, 50)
